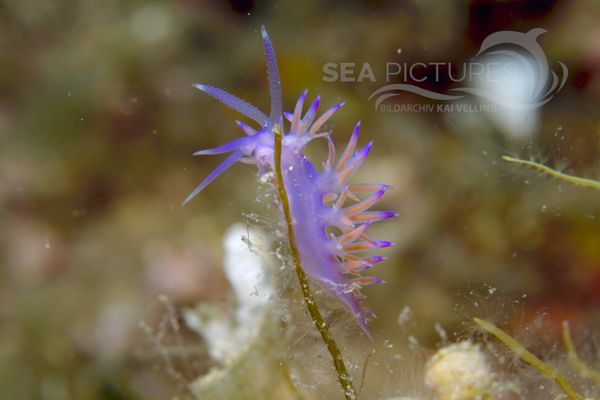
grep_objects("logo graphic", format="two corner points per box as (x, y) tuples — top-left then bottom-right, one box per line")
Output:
(366, 28), (568, 111)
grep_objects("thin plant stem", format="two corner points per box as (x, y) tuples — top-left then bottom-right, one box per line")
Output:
(474, 318), (583, 400)
(273, 124), (358, 400)
(502, 155), (600, 190)
(562, 320), (600, 385)
(280, 361), (304, 400)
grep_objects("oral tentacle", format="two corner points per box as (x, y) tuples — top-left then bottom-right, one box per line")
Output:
(182, 149), (243, 206)
(193, 83), (269, 127)
(193, 135), (255, 156)
(236, 120), (257, 136)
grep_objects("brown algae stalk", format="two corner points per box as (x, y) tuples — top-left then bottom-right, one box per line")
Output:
(274, 124), (358, 400)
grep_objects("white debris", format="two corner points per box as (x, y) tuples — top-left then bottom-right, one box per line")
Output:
(425, 341), (494, 400)
(184, 223), (272, 362)
(398, 306), (412, 326)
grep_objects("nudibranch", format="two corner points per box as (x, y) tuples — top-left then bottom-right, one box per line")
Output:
(184, 26), (396, 337)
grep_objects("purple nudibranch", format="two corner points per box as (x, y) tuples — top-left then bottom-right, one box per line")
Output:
(184, 26), (396, 337)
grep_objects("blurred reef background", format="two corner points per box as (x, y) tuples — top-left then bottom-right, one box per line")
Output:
(1, 0), (600, 399)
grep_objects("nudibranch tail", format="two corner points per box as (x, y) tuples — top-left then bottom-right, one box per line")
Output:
(185, 26), (396, 337)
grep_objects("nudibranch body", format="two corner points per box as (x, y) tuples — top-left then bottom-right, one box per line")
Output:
(184, 27), (395, 336)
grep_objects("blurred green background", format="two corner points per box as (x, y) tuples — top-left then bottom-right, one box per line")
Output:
(1, 0), (600, 399)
